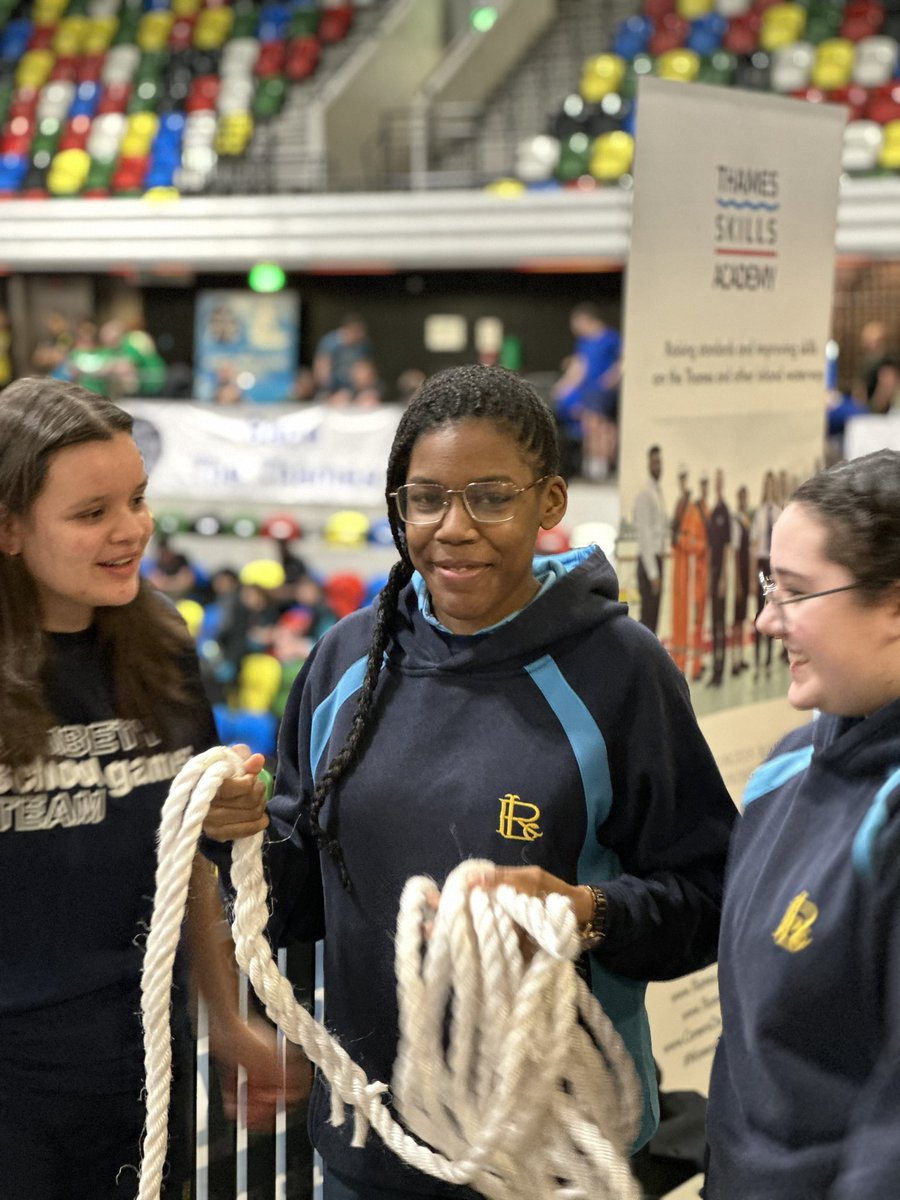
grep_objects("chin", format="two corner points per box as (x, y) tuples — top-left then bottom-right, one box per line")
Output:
(787, 682), (820, 713)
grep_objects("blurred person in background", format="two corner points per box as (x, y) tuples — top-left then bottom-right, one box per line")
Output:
(314, 314), (373, 396)
(552, 302), (621, 481)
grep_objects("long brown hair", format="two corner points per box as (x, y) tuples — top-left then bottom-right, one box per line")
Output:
(0, 377), (193, 765)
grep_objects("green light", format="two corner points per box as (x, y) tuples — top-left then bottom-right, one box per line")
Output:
(248, 263), (286, 293)
(470, 5), (498, 33)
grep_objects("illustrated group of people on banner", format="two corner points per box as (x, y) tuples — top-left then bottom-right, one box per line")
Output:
(632, 445), (798, 689)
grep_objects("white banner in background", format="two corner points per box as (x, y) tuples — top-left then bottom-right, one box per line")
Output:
(124, 401), (404, 507)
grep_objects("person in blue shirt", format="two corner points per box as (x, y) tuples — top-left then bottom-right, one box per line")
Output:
(203, 363), (735, 1200)
(706, 449), (900, 1200)
(552, 302), (622, 481)
(313, 313), (374, 396)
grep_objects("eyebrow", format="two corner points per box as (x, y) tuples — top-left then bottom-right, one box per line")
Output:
(405, 474), (517, 485)
(66, 477), (149, 510)
(771, 568), (814, 588)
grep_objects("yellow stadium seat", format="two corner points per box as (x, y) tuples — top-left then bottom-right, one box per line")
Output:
(33, 0), (67, 24)
(811, 38), (855, 89)
(175, 599), (205, 638)
(237, 653), (283, 712)
(579, 53), (627, 102)
(173, 0), (203, 15)
(16, 50), (56, 89)
(48, 156), (91, 196)
(324, 510), (371, 547)
(656, 47), (701, 82)
(127, 112), (159, 140)
(485, 177), (527, 197)
(83, 16), (119, 54)
(239, 559), (286, 590)
(878, 120), (900, 170)
(137, 11), (175, 52)
(588, 130), (635, 181)
(676, 0), (714, 18)
(760, 3), (807, 52)
(194, 7), (234, 49)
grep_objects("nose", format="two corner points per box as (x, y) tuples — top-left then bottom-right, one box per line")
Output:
(111, 504), (152, 545)
(755, 600), (783, 639)
(434, 492), (478, 540)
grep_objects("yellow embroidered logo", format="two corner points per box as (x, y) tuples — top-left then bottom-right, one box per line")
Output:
(496, 793), (542, 842)
(772, 890), (818, 953)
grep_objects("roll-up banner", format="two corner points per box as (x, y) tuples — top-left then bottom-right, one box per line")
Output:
(618, 77), (845, 1099)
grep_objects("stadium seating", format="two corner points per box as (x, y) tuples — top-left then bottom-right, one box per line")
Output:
(508, 0), (900, 191)
(0, 0), (364, 196)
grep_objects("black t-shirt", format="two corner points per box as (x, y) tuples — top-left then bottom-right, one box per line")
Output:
(0, 627), (218, 1092)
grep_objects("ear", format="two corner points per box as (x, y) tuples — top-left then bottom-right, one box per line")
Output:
(539, 475), (568, 531)
(884, 581), (900, 638)
(0, 508), (22, 556)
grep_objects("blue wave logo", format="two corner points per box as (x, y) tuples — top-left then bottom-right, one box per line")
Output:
(716, 199), (780, 211)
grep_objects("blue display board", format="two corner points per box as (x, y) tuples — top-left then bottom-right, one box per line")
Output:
(194, 289), (299, 404)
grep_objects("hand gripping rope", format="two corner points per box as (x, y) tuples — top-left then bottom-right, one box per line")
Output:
(138, 746), (642, 1200)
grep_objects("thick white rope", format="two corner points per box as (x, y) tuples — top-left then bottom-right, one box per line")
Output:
(138, 746), (642, 1200)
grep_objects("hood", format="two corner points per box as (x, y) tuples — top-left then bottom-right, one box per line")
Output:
(389, 545), (626, 673)
(813, 697), (900, 781)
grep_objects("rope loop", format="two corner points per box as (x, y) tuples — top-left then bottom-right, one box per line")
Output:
(138, 748), (642, 1200)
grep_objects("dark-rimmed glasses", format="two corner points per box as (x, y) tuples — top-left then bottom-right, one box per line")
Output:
(391, 476), (551, 525)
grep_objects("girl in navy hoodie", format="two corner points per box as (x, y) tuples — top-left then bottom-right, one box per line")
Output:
(205, 364), (736, 1200)
(706, 449), (900, 1199)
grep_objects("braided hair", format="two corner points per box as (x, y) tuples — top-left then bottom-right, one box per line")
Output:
(309, 365), (561, 887)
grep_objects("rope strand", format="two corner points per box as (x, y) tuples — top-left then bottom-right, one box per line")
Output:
(138, 747), (642, 1200)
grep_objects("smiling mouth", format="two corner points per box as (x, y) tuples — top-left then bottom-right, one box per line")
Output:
(432, 563), (488, 575)
(99, 556), (137, 568)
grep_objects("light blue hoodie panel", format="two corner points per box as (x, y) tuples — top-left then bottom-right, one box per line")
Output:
(524, 652), (659, 1151)
(853, 764), (900, 881)
(742, 745), (814, 808)
(309, 654), (368, 778)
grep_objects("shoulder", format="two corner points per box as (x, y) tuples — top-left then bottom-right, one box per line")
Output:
(299, 606), (379, 689)
(743, 720), (817, 808)
(559, 606), (692, 702)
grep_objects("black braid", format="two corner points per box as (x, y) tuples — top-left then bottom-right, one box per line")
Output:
(309, 365), (560, 888)
(308, 556), (411, 887)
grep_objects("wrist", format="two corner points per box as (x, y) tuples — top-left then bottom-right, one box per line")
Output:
(577, 884), (607, 950)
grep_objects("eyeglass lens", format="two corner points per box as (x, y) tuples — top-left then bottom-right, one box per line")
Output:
(398, 481), (521, 524)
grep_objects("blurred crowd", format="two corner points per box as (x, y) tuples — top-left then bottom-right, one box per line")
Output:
(29, 309), (167, 398)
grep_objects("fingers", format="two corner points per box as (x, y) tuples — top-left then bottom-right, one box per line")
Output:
(201, 769), (269, 842)
(229, 744), (266, 776)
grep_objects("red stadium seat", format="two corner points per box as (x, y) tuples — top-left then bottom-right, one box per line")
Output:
(286, 34), (320, 81)
(840, 0), (885, 41)
(318, 4), (354, 45)
(724, 12), (762, 54)
(828, 84), (871, 121)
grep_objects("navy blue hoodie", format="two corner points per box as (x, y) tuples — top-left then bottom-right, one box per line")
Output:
(707, 697), (900, 1199)
(251, 547), (735, 1194)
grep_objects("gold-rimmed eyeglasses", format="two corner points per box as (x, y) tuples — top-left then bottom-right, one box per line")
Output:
(390, 476), (552, 526)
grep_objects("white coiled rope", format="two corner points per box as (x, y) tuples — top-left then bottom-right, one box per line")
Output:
(138, 746), (642, 1200)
